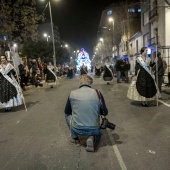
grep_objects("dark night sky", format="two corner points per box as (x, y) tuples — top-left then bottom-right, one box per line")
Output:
(38, 0), (117, 57)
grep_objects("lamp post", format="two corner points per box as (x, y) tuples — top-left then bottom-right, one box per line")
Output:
(49, 1), (56, 67)
(99, 38), (104, 61)
(44, 33), (50, 42)
(40, 0), (59, 67)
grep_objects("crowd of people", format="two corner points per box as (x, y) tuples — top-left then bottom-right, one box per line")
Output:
(0, 54), (79, 111)
(17, 58), (79, 90)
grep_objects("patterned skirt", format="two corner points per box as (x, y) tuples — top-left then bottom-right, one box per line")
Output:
(0, 74), (22, 108)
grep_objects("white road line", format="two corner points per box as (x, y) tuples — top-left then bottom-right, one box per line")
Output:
(108, 131), (127, 170)
(158, 100), (170, 107)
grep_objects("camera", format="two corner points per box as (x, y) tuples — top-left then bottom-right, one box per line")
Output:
(100, 117), (116, 130)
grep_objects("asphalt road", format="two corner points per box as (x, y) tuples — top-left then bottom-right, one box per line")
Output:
(0, 74), (170, 170)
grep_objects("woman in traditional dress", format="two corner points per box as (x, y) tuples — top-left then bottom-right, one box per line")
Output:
(67, 66), (74, 79)
(44, 62), (58, 88)
(95, 64), (101, 77)
(80, 64), (87, 75)
(0, 54), (23, 111)
(103, 63), (114, 84)
(127, 47), (157, 106)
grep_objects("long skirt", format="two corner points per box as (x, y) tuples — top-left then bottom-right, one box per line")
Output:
(127, 80), (153, 101)
(0, 74), (22, 108)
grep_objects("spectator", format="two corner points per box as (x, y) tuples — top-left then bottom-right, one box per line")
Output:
(115, 59), (123, 83)
(151, 52), (164, 95)
(122, 60), (130, 83)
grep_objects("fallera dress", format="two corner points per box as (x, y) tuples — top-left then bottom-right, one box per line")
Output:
(0, 63), (23, 108)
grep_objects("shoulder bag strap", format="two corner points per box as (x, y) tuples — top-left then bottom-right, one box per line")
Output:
(95, 89), (105, 118)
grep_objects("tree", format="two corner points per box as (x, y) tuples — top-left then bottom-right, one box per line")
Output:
(21, 41), (70, 65)
(0, 0), (44, 42)
(112, 0), (141, 56)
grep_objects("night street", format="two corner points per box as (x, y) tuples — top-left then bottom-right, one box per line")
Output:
(0, 74), (170, 170)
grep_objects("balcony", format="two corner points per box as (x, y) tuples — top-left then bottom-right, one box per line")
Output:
(149, 7), (158, 22)
(148, 37), (158, 46)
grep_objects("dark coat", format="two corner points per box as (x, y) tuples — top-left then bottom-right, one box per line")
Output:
(18, 64), (26, 76)
(151, 57), (164, 76)
(115, 60), (123, 71)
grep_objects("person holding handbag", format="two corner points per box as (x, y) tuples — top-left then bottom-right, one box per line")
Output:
(64, 74), (108, 152)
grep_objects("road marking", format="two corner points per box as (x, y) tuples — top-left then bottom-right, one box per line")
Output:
(158, 100), (170, 107)
(108, 131), (127, 170)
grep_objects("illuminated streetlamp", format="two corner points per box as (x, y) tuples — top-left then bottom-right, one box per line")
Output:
(44, 33), (50, 42)
(13, 43), (17, 53)
(108, 17), (114, 22)
(74, 50), (79, 59)
(100, 38), (104, 42)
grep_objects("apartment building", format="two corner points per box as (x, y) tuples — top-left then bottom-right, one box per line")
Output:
(141, 0), (170, 75)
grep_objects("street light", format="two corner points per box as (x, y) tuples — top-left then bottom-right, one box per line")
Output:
(40, 0), (60, 67)
(44, 33), (50, 42)
(108, 17), (114, 23)
(13, 43), (17, 53)
(74, 50), (79, 59)
(100, 38), (104, 42)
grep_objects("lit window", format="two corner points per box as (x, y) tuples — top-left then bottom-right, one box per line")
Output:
(3, 36), (7, 41)
(138, 9), (141, 12)
(128, 8), (135, 12)
(107, 10), (112, 15)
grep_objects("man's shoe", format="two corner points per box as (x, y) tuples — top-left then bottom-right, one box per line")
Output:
(86, 136), (94, 152)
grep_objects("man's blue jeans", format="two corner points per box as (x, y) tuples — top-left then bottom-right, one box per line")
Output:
(65, 115), (101, 142)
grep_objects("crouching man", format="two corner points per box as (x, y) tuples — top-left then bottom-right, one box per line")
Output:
(64, 74), (108, 152)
